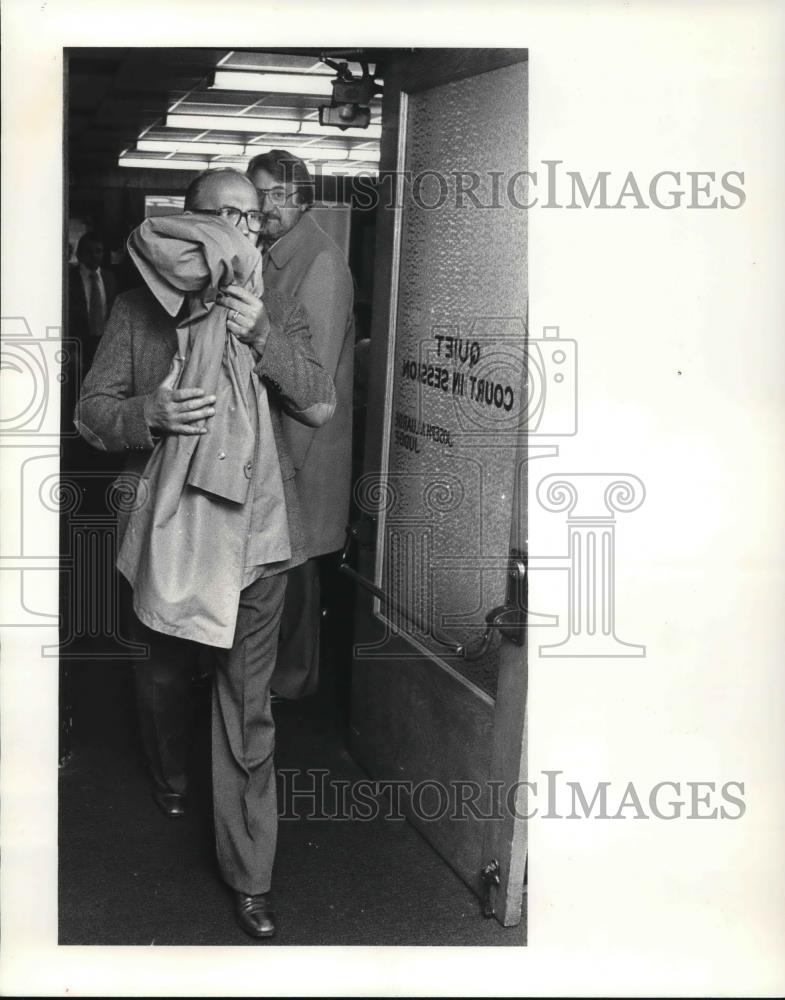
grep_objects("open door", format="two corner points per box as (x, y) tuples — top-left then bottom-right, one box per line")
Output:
(348, 50), (529, 926)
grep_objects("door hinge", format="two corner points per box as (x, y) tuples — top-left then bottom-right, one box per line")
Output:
(479, 858), (501, 917)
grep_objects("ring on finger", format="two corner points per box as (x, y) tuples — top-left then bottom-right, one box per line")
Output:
(231, 309), (240, 322)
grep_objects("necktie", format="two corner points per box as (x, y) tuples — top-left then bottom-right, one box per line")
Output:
(88, 270), (104, 338)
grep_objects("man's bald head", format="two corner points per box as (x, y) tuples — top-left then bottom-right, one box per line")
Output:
(183, 168), (260, 244)
(184, 168), (257, 211)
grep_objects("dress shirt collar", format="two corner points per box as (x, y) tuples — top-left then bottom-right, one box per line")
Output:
(79, 262), (103, 281)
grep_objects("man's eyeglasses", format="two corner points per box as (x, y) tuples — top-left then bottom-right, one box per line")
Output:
(255, 187), (300, 208)
(192, 206), (264, 233)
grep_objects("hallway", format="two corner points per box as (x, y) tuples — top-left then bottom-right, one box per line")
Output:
(58, 656), (526, 947)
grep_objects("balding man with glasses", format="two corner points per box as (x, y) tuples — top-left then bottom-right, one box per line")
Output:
(76, 168), (335, 940)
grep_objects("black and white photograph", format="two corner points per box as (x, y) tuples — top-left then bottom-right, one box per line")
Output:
(1, 2), (784, 997)
(56, 45), (529, 948)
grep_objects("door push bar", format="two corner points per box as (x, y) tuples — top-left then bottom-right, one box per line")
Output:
(338, 522), (527, 660)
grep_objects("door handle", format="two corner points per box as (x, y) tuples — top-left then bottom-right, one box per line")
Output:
(339, 525), (527, 660)
(339, 522), (469, 655)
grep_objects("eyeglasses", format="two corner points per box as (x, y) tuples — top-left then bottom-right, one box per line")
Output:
(255, 187), (301, 207)
(191, 205), (265, 233)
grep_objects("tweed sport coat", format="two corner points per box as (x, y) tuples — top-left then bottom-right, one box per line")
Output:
(263, 211), (355, 557)
(75, 284), (336, 575)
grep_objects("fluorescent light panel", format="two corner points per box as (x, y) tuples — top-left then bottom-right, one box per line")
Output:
(119, 154), (378, 177)
(219, 53), (334, 75)
(137, 139), (247, 156)
(138, 139), (379, 163)
(167, 114), (302, 134)
(119, 157), (209, 171)
(165, 113), (382, 140)
(210, 71), (334, 96)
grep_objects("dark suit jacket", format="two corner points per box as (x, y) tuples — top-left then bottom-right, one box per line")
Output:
(67, 264), (118, 376)
(68, 264), (118, 331)
(264, 212), (355, 556)
(75, 285), (336, 570)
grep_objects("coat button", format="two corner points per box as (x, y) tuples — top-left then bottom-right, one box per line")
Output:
(218, 451), (226, 460)
(244, 461), (253, 478)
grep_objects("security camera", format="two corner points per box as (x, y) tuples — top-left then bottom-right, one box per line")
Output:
(319, 58), (382, 131)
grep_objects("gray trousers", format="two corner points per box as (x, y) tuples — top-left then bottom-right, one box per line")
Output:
(131, 571), (287, 895)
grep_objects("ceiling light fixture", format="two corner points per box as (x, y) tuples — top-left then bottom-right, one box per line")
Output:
(166, 113), (302, 134)
(164, 113), (382, 140)
(209, 71), (335, 96)
(118, 154), (379, 177)
(135, 140), (378, 163)
(136, 139), (249, 156)
(119, 156), (209, 171)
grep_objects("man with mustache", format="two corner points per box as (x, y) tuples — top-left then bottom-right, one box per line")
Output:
(247, 151), (355, 703)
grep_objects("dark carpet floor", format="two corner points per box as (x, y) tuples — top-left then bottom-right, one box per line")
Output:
(58, 657), (526, 947)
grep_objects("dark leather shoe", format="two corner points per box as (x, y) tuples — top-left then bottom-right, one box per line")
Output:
(152, 789), (186, 819)
(234, 891), (276, 939)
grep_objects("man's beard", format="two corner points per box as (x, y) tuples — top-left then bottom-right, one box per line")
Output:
(261, 214), (282, 235)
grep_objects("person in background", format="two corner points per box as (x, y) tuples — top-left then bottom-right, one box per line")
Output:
(247, 150), (355, 702)
(68, 231), (117, 378)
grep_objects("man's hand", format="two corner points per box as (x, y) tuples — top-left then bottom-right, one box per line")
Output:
(218, 284), (271, 356)
(143, 357), (216, 436)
